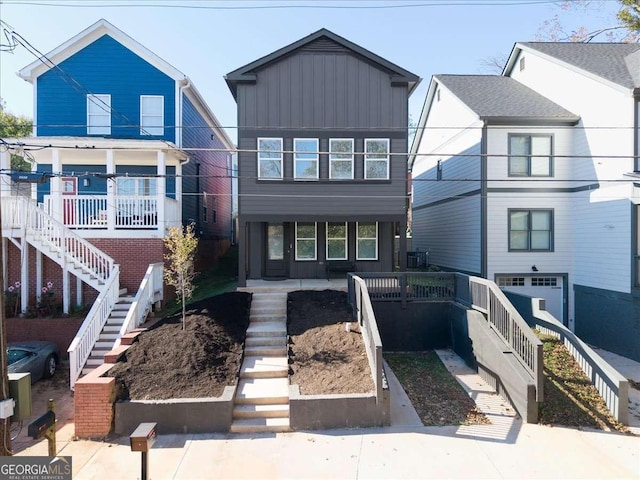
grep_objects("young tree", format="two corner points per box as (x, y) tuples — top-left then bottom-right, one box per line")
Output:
(163, 223), (199, 329)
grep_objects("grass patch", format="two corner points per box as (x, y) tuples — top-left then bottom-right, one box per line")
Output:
(158, 246), (239, 317)
(538, 332), (629, 433)
(385, 351), (489, 426)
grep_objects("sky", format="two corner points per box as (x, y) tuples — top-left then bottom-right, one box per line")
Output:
(0, 0), (624, 143)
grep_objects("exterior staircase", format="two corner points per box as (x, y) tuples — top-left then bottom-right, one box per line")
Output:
(82, 289), (133, 375)
(231, 292), (291, 433)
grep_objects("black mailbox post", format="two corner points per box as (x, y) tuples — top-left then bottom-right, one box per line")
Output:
(130, 422), (157, 480)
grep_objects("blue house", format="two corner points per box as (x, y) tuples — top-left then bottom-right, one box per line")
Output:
(0, 19), (234, 387)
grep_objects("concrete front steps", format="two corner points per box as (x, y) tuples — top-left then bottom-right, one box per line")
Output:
(231, 292), (291, 434)
(82, 289), (133, 376)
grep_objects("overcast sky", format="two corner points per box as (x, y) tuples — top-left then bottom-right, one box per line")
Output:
(0, 0), (622, 143)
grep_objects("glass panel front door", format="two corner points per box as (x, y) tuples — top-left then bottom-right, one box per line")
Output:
(265, 223), (287, 278)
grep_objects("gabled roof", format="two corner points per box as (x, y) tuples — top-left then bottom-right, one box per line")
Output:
(408, 75), (579, 171)
(435, 75), (579, 123)
(18, 19), (186, 82)
(504, 42), (640, 91)
(225, 28), (420, 99)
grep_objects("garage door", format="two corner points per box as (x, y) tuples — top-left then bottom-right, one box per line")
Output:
(497, 276), (564, 323)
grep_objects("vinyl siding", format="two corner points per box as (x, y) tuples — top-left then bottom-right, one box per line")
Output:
(181, 95), (232, 240)
(36, 34), (176, 141)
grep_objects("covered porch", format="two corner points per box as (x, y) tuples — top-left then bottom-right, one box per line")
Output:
(0, 137), (187, 237)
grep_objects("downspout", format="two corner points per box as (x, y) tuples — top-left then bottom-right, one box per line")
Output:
(481, 123), (488, 279)
(177, 77), (190, 148)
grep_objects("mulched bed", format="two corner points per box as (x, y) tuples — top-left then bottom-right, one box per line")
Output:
(108, 292), (251, 400)
(287, 290), (374, 395)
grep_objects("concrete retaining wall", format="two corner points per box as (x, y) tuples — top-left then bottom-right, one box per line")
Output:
(289, 384), (389, 430)
(114, 386), (237, 435)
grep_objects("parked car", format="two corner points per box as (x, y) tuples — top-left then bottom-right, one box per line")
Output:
(7, 341), (59, 383)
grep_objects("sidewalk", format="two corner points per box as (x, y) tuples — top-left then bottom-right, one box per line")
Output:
(16, 349), (640, 479)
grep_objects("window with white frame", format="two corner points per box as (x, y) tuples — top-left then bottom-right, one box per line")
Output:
(509, 135), (552, 177)
(295, 222), (317, 260)
(116, 177), (157, 196)
(294, 138), (319, 179)
(140, 95), (164, 136)
(258, 138), (283, 179)
(356, 222), (378, 260)
(326, 222), (348, 260)
(364, 139), (389, 179)
(329, 139), (354, 179)
(87, 94), (111, 135)
(509, 209), (553, 251)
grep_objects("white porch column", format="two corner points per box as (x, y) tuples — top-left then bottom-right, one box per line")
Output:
(36, 250), (42, 305)
(157, 151), (166, 232)
(50, 149), (63, 223)
(62, 268), (70, 314)
(106, 150), (116, 231)
(31, 158), (38, 201)
(76, 276), (83, 307)
(0, 150), (11, 198)
(20, 241), (29, 314)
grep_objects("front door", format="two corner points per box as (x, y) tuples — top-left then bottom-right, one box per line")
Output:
(61, 176), (77, 225)
(265, 223), (288, 278)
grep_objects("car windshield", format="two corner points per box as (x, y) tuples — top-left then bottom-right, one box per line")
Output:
(7, 349), (32, 365)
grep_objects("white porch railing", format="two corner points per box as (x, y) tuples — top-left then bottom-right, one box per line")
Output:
(3, 196), (115, 283)
(114, 262), (164, 348)
(42, 195), (181, 230)
(68, 265), (120, 389)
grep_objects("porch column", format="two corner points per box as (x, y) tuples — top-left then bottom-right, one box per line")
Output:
(76, 276), (83, 307)
(106, 150), (116, 231)
(238, 219), (247, 287)
(50, 149), (62, 223)
(36, 250), (42, 305)
(0, 150), (11, 198)
(20, 241), (29, 314)
(399, 220), (407, 271)
(156, 151), (166, 232)
(31, 158), (38, 201)
(62, 268), (70, 314)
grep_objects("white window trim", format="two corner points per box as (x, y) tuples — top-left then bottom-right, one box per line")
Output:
(257, 137), (283, 180)
(329, 138), (354, 180)
(364, 138), (390, 180)
(140, 95), (164, 136)
(326, 222), (348, 260)
(293, 138), (319, 180)
(87, 94), (111, 135)
(356, 221), (378, 261)
(295, 222), (317, 261)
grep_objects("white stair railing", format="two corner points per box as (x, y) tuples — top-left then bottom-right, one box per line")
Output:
(114, 262), (164, 348)
(68, 266), (120, 389)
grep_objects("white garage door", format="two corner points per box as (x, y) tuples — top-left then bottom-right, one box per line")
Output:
(497, 276), (564, 323)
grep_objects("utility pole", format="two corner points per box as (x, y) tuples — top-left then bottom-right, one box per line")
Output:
(0, 197), (12, 455)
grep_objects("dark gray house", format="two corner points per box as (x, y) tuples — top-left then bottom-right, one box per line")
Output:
(226, 29), (420, 286)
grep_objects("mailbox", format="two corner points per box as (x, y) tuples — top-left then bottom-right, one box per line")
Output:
(130, 422), (157, 452)
(28, 411), (55, 439)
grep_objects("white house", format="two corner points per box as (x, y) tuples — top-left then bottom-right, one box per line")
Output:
(410, 42), (640, 362)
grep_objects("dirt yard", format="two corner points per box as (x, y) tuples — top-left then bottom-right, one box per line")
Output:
(287, 290), (374, 395)
(108, 292), (251, 400)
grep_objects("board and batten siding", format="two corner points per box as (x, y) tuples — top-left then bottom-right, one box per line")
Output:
(237, 48), (409, 219)
(181, 95), (232, 240)
(37, 34), (176, 142)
